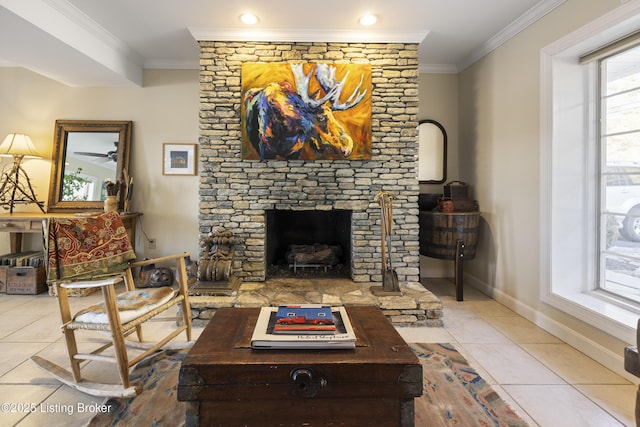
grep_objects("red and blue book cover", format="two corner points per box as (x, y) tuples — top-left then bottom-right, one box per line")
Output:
(272, 305), (337, 334)
(251, 305), (356, 349)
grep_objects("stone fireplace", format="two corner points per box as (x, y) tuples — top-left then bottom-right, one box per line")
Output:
(197, 41), (421, 284)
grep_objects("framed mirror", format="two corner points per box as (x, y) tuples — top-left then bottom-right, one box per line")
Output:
(47, 120), (132, 212)
(418, 119), (447, 184)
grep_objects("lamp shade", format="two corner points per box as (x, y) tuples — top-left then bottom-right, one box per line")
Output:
(0, 133), (40, 158)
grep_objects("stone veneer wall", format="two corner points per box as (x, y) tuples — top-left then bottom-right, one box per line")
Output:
(198, 41), (420, 283)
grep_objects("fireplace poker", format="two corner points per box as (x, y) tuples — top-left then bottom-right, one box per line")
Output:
(376, 192), (400, 292)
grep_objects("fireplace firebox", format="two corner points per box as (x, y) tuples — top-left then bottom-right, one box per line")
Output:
(266, 209), (352, 277)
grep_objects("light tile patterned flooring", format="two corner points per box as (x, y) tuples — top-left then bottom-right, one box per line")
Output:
(0, 279), (636, 426)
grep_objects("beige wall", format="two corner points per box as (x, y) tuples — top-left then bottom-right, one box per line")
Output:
(0, 68), (200, 259)
(418, 72), (459, 193)
(458, 0), (630, 364)
(418, 72), (459, 278)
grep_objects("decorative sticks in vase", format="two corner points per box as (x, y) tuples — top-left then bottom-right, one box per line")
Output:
(121, 169), (133, 213)
(103, 169), (133, 213)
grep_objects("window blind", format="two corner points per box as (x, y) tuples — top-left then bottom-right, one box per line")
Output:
(580, 29), (640, 64)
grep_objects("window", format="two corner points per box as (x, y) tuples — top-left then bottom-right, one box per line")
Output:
(540, 3), (640, 343)
(599, 45), (640, 304)
(61, 167), (95, 201)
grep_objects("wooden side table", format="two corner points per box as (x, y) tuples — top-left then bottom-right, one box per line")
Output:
(0, 212), (140, 253)
(419, 211), (480, 301)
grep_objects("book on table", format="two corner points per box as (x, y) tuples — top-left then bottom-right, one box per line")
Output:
(251, 305), (356, 349)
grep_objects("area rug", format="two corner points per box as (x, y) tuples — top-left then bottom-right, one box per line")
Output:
(88, 343), (529, 427)
(87, 349), (186, 427)
(412, 343), (529, 426)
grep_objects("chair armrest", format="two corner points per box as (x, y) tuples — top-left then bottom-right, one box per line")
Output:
(130, 252), (191, 268)
(59, 276), (124, 289)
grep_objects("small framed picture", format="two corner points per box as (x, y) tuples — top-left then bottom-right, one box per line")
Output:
(163, 143), (196, 176)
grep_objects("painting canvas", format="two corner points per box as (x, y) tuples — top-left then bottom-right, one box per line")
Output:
(241, 63), (372, 160)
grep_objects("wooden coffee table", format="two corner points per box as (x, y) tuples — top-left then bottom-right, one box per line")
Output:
(178, 306), (423, 427)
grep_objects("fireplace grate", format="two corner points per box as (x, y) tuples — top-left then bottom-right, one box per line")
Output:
(289, 261), (332, 274)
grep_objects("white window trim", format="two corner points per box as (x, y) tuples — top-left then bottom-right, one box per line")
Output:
(540, 1), (640, 345)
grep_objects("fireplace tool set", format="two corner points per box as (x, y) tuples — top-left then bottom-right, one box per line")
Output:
(371, 191), (402, 296)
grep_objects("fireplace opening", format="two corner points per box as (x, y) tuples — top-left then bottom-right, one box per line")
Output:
(266, 209), (352, 278)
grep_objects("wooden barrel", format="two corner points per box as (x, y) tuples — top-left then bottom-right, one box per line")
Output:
(419, 211), (480, 260)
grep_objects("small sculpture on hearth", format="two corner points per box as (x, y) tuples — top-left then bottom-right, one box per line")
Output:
(199, 227), (235, 282)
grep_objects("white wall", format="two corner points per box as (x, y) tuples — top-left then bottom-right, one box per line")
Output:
(458, 0), (633, 369)
(0, 68), (200, 259)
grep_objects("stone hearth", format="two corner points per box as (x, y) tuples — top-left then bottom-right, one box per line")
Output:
(188, 279), (443, 328)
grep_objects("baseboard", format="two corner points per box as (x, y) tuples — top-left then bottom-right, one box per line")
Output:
(463, 273), (640, 384)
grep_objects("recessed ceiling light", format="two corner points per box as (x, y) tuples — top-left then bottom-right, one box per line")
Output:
(240, 13), (258, 25)
(359, 14), (377, 26)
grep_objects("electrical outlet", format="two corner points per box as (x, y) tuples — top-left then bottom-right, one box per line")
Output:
(148, 238), (156, 250)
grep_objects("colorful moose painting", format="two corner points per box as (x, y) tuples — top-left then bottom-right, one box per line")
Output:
(241, 63), (372, 160)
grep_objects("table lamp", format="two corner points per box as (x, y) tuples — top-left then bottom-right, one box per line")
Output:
(0, 133), (45, 213)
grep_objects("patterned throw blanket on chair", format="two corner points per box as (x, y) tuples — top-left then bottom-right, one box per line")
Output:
(46, 212), (137, 282)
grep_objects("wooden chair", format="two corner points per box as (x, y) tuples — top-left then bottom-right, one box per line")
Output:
(30, 212), (192, 398)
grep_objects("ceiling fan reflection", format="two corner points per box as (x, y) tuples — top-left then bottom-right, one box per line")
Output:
(74, 141), (118, 162)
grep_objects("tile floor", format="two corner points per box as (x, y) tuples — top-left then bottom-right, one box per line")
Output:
(0, 279), (636, 426)
(398, 278), (636, 427)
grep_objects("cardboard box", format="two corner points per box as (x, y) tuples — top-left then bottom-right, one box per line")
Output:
(6, 267), (47, 295)
(0, 266), (7, 293)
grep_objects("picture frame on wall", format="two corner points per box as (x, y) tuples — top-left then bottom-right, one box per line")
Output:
(163, 143), (196, 175)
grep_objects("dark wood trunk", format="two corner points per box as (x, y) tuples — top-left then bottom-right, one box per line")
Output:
(178, 306), (422, 427)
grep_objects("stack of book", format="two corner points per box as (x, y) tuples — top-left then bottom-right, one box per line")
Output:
(251, 304), (356, 349)
(0, 251), (45, 267)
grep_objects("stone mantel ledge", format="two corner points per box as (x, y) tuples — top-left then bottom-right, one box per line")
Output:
(186, 280), (443, 328)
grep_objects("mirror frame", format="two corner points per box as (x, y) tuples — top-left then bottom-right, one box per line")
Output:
(47, 120), (132, 212)
(418, 119), (447, 184)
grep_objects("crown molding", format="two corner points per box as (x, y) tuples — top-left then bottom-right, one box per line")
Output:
(541, 0), (640, 56)
(0, 0), (143, 85)
(457, 0), (567, 72)
(189, 27), (429, 44)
